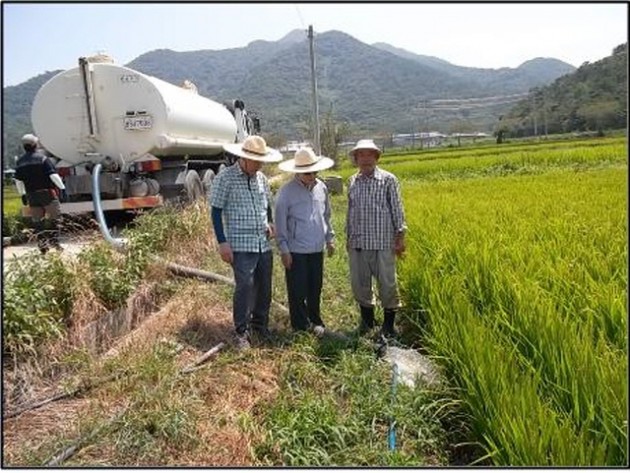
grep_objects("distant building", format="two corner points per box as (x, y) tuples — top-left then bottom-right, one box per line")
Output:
(279, 140), (312, 153)
(392, 132), (447, 148)
(449, 132), (491, 139)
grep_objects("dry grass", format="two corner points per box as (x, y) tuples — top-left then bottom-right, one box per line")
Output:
(3, 276), (283, 466)
(3, 200), (289, 466)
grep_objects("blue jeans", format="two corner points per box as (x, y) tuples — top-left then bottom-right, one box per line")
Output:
(232, 251), (273, 335)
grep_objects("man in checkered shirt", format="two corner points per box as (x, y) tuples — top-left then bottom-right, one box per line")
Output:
(346, 139), (407, 339)
(210, 135), (283, 350)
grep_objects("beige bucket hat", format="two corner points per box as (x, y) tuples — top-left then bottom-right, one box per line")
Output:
(348, 139), (382, 159)
(279, 147), (334, 173)
(223, 135), (283, 162)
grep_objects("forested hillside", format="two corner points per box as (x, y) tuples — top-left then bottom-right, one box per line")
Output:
(2, 71), (60, 165)
(499, 43), (627, 137)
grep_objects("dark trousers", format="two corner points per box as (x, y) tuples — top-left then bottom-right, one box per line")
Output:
(285, 252), (324, 331)
(29, 199), (61, 252)
(232, 251), (273, 335)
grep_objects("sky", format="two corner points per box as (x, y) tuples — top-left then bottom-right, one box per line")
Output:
(2, 2), (628, 87)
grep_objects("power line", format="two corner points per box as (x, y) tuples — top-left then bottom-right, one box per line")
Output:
(294, 4), (306, 29)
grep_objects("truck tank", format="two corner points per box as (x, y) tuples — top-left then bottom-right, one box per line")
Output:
(31, 58), (238, 165)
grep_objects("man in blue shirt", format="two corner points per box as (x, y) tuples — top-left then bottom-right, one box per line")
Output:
(210, 135), (282, 350)
(275, 147), (335, 336)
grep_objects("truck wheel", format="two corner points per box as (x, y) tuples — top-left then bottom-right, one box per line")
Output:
(202, 169), (215, 193)
(203, 169), (215, 200)
(184, 170), (204, 202)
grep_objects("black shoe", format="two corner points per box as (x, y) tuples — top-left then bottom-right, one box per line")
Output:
(234, 332), (251, 351)
(250, 327), (274, 346)
(382, 309), (397, 338)
(380, 326), (399, 340)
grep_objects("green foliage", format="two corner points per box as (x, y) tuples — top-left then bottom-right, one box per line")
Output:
(252, 340), (449, 466)
(2, 203), (207, 356)
(399, 160), (627, 464)
(333, 136), (627, 182)
(78, 244), (137, 307)
(3, 185), (22, 215)
(105, 345), (201, 464)
(502, 44), (627, 137)
(3, 253), (75, 355)
(2, 186), (29, 236)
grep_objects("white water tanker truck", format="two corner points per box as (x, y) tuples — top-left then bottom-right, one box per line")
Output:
(28, 54), (259, 215)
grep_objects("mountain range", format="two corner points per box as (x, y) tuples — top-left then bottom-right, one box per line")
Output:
(3, 29), (577, 162)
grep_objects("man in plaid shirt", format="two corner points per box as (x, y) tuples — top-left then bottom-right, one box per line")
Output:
(210, 135), (283, 350)
(346, 139), (407, 339)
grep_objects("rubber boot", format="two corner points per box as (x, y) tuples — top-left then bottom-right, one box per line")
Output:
(382, 308), (398, 338)
(358, 305), (375, 335)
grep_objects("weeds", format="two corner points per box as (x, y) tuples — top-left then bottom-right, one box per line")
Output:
(251, 339), (448, 466)
(3, 252), (75, 355)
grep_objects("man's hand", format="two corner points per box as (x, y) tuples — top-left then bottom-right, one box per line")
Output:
(394, 235), (406, 258)
(266, 223), (276, 240)
(281, 252), (292, 270)
(326, 241), (335, 257)
(218, 242), (233, 264)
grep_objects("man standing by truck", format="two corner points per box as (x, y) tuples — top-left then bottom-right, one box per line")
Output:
(210, 135), (283, 350)
(14, 133), (66, 254)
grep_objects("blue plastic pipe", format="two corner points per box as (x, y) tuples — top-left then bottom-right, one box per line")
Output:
(92, 162), (125, 250)
(388, 362), (399, 451)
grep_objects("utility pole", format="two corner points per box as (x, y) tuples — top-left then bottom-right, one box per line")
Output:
(308, 25), (321, 155)
(532, 93), (538, 139)
(543, 94), (548, 139)
(423, 99), (429, 148)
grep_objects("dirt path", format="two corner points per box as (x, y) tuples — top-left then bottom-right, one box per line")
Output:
(2, 235), (95, 271)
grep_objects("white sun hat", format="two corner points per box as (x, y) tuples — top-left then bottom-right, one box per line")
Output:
(348, 139), (382, 159)
(223, 135), (283, 162)
(279, 147), (334, 173)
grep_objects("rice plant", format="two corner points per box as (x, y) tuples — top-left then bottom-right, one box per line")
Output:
(399, 166), (627, 465)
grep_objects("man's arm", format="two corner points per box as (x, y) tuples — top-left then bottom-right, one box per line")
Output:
(49, 173), (66, 190)
(211, 206), (233, 264)
(274, 187), (290, 255)
(211, 206), (227, 244)
(15, 179), (27, 205)
(15, 179), (26, 196)
(389, 177), (407, 235)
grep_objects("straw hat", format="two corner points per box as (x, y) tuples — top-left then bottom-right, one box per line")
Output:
(223, 135), (282, 162)
(279, 147), (334, 173)
(348, 139), (381, 159)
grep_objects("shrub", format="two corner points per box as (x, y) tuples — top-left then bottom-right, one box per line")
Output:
(3, 253), (75, 355)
